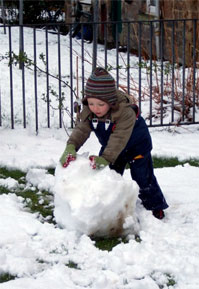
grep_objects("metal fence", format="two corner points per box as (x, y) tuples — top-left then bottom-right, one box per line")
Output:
(0, 19), (199, 131)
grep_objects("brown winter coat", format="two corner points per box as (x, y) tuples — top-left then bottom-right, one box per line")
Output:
(67, 90), (136, 164)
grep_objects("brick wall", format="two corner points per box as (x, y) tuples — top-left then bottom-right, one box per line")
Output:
(119, 0), (199, 64)
(161, 0), (199, 19)
(64, 0), (199, 65)
(160, 0), (199, 65)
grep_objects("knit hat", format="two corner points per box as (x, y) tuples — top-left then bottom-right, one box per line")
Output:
(83, 67), (118, 107)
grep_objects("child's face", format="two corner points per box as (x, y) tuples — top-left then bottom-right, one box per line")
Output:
(87, 98), (110, 117)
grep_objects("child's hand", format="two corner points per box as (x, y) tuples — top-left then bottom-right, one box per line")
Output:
(60, 144), (76, 167)
(89, 156), (109, 169)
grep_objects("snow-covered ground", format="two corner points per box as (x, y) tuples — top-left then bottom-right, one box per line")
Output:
(0, 125), (199, 289)
(0, 27), (199, 289)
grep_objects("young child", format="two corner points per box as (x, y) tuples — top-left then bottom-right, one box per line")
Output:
(60, 67), (168, 219)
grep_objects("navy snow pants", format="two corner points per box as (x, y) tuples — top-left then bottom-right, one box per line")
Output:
(110, 152), (169, 211)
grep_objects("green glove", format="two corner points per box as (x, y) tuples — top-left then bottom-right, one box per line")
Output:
(60, 144), (76, 166)
(89, 155), (109, 169)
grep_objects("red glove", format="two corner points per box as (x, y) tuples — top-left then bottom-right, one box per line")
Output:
(63, 154), (76, 168)
(60, 144), (76, 168)
(89, 156), (97, 169)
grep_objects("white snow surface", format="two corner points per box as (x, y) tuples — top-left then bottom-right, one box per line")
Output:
(0, 27), (199, 289)
(1, 126), (199, 289)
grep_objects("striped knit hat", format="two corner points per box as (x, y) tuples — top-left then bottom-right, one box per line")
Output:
(83, 67), (118, 107)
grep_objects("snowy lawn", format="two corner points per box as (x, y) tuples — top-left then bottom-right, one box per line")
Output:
(0, 126), (199, 289)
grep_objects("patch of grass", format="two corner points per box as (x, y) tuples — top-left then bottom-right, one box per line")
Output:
(93, 236), (128, 251)
(187, 159), (199, 167)
(151, 272), (176, 288)
(0, 167), (25, 181)
(125, 157), (199, 170)
(92, 234), (141, 251)
(0, 167), (55, 224)
(135, 234), (142, 243)
(16, 188), (55, 223)
(166, 273), (176, 287)
(0, 273), (16, 283)
(153, 157), (180, 168)
(66, 261), (79, 269)
(48, 168), (55, 175)
(0, 185), (10, 195)
(153, 157), (199, 168)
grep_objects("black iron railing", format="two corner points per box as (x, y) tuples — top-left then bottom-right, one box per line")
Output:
(0, 19), (198, 131)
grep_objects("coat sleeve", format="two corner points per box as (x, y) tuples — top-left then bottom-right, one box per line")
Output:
(101, 105), (136, 164)
(67, 108), (92, 151)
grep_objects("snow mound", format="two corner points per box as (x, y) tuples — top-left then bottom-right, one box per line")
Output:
(53, 156), (139, 237)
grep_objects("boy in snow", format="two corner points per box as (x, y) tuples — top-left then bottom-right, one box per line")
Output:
(60, 67), (168, 219)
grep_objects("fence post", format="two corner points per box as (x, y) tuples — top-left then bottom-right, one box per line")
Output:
(19, 0), (23, 70)
(8, 26), (14, 129)
(0, 0), (6, 34)
(92, 0), (98, 71)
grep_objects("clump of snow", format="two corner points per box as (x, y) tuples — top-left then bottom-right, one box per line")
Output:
(53, 156), (139, 237)
(26, 168), (55, 191)
(0, 177), (18, 190)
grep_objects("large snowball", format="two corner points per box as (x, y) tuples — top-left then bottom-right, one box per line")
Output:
(53, 156), (139, 237)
